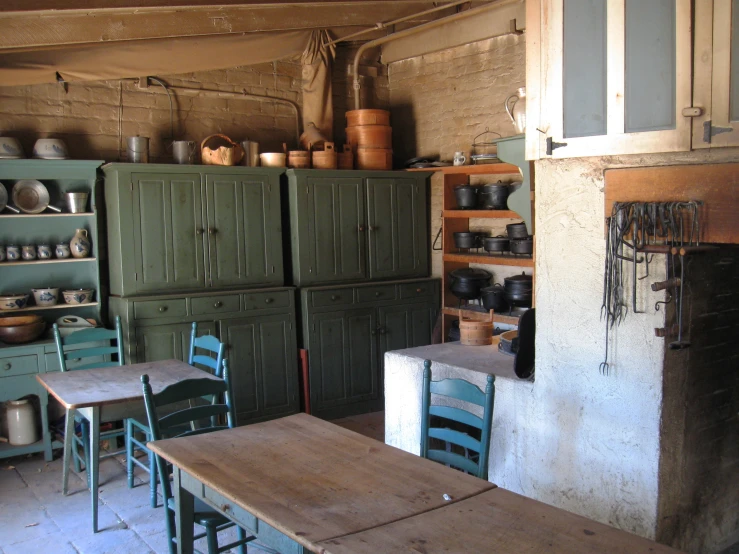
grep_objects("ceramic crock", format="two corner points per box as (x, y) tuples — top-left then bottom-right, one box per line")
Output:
(6, 400), (38, 446)
(55, 243), (70, 259)
(21, 245), (36, 261)
(37, 244), (52, 259)
(70, 229), (90, 258)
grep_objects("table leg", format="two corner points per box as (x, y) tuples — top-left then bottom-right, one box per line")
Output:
(174, 468), (195, 554)
(62, 409), (75, 496)
(88, 406), (101, 533)
(40, 392), (53, 462)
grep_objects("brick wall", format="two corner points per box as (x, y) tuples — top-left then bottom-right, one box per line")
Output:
(387, 34), (526, 279)
(0, 62), (302, 162)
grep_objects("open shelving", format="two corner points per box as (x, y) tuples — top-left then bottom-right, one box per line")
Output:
(1, 257), (96, 266)
(0, 302), (100, 314)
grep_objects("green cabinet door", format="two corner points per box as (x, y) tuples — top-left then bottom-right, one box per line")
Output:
(219, 314), (298, 425)
(204, 174), (282, 289)
(135, 322), (216, 363)
(309, 308), (378, 417)
(131, 173), (206, 293)
(305, 177), (366, 284)
(366, 178), (428, 280)
(377, 303), (434, 357)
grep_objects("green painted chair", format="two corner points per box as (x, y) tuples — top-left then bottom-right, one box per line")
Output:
(420, 359), (495, 480)
(142, 359), (254, 554)
(127, 321), (225, 507)
(52, 316), (126, 495)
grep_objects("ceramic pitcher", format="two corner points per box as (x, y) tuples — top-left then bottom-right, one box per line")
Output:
(505, 87), (527, 134)
(70, 228), (90, 258)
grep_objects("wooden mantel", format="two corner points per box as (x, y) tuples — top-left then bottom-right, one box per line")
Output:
(604, 163), (739, 244)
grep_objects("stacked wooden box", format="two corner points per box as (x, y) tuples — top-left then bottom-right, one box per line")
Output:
(346, 109), (393, 170)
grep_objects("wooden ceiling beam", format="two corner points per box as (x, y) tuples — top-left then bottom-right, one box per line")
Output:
(0, 4), (448, 51)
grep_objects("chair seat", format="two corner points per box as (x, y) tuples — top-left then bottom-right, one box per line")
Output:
(167, 497), (232, 526)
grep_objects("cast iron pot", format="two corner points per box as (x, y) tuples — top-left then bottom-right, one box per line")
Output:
(506, 222), (529, 239)
(480, 284), (508, 312)
(483, 235), (510, 253)
(453, 231), (481, 249)
(454, 185), (478, 209)
(509, 236), (533, 255)
(449, 267), (492, 300)
(479, 182), (510, 210)
(504, 272), (533, 308)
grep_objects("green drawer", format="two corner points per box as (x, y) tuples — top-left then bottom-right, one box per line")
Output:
(0, 355), (39, 378)
(242, 290), (291, 311)
(191, 294), (240, 316)
(133, 299), (188, 320)
(356, 284), (396, 304)
(204, 487), (257, 531)
(399, 282), (434, 300)
(311, 289), (353, 308)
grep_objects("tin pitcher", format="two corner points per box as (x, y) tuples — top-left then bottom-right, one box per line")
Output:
(504, 87), (527, 134)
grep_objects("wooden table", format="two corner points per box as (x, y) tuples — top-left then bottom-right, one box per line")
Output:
(150, 413), (683, 554)
(37, 359), (220, 533)
(148, 413), (496, 554)
(317, 487), (683, 554)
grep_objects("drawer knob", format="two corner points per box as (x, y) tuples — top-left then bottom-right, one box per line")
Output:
(159, 306), (168, 313)
(417, 288), (424, 293)
(375, 292), (381, 297)
(213, 301), (223, 308)
(264, 298), (273, 304)
(370, 330), (376, 336)
(331, 295), (338, 301)
(3, 363), (11, 371)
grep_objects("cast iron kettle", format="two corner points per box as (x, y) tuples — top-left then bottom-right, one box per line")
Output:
(504, 271), (533, 308)
(483, 235), (510, 253)
(506, 222), (528, 239)
(454, 185), (478, 209)
(479, 182), (510, 210)
(449, 267), (492, 300)
(453, 231), (481, 249)
(509, 236), (533, 255)
(480, 283), (508, 312)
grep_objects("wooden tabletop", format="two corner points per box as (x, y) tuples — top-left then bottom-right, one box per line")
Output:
(36, 359), (220, 410)
(317, 487), (683, 554)
(148, 413), (495, 551)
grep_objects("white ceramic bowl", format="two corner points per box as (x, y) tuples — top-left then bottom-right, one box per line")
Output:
(32, 138), (69, 160)
(31, 288), (59, 307)
(0, 293), (30, 310)
(259, 153), (286, 167)
(0, 137), (24, 159)
(62, 289), (94, 305)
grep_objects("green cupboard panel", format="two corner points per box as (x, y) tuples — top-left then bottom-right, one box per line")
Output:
(132, 173), (205, 292)
(205, 174), (280, 288)
(135, 322), (216, 363)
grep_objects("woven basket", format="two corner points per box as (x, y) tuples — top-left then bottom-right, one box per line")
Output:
(201, 134), (244, 166)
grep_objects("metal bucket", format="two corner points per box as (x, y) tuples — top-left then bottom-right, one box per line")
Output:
(241, 141), (259, 167)
(127, 136), (149, 163)
(172, 140), (198, 164)
(65, 192), (89, 214)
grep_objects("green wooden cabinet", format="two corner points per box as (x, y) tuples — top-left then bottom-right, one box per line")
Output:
(286, 170), (430, 287)
(301, 278), (440, 419)
(104, 164), (285, 296)
(109, 287), (299, 425)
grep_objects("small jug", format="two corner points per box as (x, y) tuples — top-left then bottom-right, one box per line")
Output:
(6, 245), (20, 261)
(505, 87), (527, 134)
(37, 244), (52, 259)
(21, 245), (36, 261)
(453, 152), (467, 166)
(55, 243), (71, 259)
(70, 229), (90, 258)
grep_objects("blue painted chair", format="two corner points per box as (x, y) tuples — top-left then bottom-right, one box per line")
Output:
(420, 359), (495, 480)
(142, 359), (253, 554)
(52, 316), (126, 495)
(127, 322), (225, 507)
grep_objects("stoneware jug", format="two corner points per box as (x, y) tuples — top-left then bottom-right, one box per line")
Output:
(70, 229), (90, 258)
(505, 86), (527, 134)
(7, 399), (38, 446)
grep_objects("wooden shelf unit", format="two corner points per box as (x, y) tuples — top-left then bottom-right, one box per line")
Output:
(0, 301), (100, 314)
(434, 154), (535, 343)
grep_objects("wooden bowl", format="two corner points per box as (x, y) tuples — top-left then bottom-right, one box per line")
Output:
(0, 314), (43, 327)
(0, 321), (46, 344)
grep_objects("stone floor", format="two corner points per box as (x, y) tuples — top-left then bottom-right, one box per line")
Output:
(0, 412), (385, 554)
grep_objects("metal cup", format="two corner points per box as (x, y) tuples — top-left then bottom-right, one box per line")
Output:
(172, 141), (198, 164)
(65, 192), (89, 214)
(241, 141), (259, 167)
(126, 136), (149, 163)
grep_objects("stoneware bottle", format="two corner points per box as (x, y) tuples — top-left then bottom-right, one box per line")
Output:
(70, 229), (90, 258)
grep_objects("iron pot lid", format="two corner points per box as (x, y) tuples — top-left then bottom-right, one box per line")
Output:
(450, 268), (492, 281)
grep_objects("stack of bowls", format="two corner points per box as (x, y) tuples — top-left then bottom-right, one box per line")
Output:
(0, 314), (46, 344)
(345, 109), (392, 170)
(32, 139), (69, 160)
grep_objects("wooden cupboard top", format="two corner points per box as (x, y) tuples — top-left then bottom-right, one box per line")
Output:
(317, 488), (683, 554)
(406, 163), (521, 175)
(148, 413), (495, 550)
(36, 359), (219, 409)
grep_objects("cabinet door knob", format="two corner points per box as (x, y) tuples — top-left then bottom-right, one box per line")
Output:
(208, 228), (218, 235)
(417, 288), (424, 293)
(3, 363), (11, 371)
(213, 301), (223, 308)
(370, 330), (376, 336)
(196, 228), (204, 235)
(331, 295), (338, 301)
(159, 306), (168, 313)
(368, 225), (376, 232)
(358, 225), (366, 232)
(374, 292), (381, 297)
(379, 327), (386, 335)
(264, 298), (274, 304)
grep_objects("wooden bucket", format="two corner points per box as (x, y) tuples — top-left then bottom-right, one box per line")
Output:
(356, 147), (392, 170)
(346, 125), (392, 150)
(458, 309), (494, 346)
(288, 150), (310, 169)
(311, 142), (337, 170)
(346, 109), (390, 127)
(337, 145), (354, 169)
(201, 134), (244, 166)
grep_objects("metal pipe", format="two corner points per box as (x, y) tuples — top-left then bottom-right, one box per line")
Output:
(326, 0), (472, 47)
(352, 0), (523, 109)
(135, 79), (302, 144)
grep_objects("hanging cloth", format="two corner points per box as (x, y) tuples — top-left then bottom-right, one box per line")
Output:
(301, 30), (336, 142)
